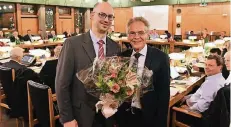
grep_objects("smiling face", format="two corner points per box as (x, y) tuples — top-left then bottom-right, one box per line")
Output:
(91, 2), (114, 34)
(127, 21), (148, 52)
(204, 58), (222, 76)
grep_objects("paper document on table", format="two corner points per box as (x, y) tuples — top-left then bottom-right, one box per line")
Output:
(170, 87), (179, 96)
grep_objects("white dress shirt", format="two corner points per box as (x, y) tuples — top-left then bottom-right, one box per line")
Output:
(187, 73), (226, 112)
(224, 72), (231, 85)
(89, 30), (106, 57)
(130, 44), (148, 109)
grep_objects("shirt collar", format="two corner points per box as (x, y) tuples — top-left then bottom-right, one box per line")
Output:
(90, 29), (106, 44)
(131, 44), (147, 57)
(206, 73), (223, 80)
(225, 71), (231, 84)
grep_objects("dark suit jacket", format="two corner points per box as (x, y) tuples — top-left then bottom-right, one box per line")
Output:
(55, 31), (120, 127)
(10, 35), (23, 42)
(23, 34), (33, 42)
(2, 60), (27, 72)
(117, 46), (170, 127)
(202, 84), (230, 127)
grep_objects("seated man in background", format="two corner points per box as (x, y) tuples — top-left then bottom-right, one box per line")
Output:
(150, 29), (159, 39)
(48, 30), (56, 39)
(10, 31), (23, 42)
(216, 31), (227, 40)
(72, 27), (80, 36)
(2, 47), (26, 71)
(192, 48), (229, 79)
(63, 29), (72, 38)
(54, 46), (62, 58)
(186, 55), (226, 113)
(23, 29), (34, 42)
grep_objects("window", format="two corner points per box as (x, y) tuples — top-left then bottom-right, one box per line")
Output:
(21, 4), (37, 15)
(45, 6), (55, 30)
(58, 7), (71, 16)
(0, 3), (15, 30)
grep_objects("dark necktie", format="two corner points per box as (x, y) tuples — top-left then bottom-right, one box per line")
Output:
(97, 40), (105, 59)
(134, 52), (142, 60)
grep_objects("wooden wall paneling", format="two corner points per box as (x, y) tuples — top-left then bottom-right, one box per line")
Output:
(21, 18), (39, 35)
(172, 2), (230, 39)
(114, 8), (133, 33)
(84, 9), (91, 32)
(16, 4), (22, 35)
(55, 6), (60, 34)
(38, 5), (46, 35)
(71, 8), (75, 33)
(58, 18), (72, 34)
(168, 5), (173, 35)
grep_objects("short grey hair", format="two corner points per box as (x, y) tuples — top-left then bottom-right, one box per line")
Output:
(126, 17), (150, 33)
(10, 47), (24, 59)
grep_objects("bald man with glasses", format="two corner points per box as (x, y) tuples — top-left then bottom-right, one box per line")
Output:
(55, 2), (120, 127)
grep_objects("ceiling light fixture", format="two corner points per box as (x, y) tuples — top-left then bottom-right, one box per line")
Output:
(9, 5), (13, 9)
(3, 6), (6, 10)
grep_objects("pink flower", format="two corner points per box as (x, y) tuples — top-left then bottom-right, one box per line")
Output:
(110, 83), (120, 93)
(126, 87), (134, 96)
(111, 73), (117, 78)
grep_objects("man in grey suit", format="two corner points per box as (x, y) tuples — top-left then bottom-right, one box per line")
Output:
(55, 2), (120, 127)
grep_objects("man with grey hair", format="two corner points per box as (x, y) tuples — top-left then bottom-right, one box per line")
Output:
(2, 47), (26, 71)
(116, 17), (170, 127)
(55, 1), (120, 127)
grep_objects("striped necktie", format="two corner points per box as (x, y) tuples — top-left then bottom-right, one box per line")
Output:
(97, 40), (105, 59)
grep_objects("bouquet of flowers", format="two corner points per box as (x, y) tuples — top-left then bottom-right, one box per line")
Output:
(76, 56), (153, 118)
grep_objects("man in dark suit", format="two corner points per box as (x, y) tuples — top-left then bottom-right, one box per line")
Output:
(23, 29), (34, 42)
(55, 2), (120, 127)
(2, 47), (26, 71)
(116, 17), (170, 127)
(10, 31), (24, 42)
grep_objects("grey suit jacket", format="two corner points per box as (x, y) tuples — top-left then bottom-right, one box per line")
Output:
(55, 31), (120, 127)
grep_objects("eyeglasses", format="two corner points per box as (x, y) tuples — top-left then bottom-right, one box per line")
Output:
(128, 31), (147, 37)
(93, 12), (115, 21)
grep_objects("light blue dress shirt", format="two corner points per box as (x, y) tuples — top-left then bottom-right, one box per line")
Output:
(89, 30), (106, 57)
(187, 73), (226, 112)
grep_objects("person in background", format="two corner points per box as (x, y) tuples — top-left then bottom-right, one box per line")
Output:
(37, 29), (46, 40)
(48, 30), (56, 39)
(187, 31), (195, 39)
(221, 41), (230, 57)
(63, 29), (72, 38)
(24, 29), (34, 42)
(2, 47), (26, 71)
(216, 31), (227, 40)
(224, 51), (231, 84)
(192, 48), (230, 79)
(0, 30), (5, 38)
(201, 28), (210, 43)
(150, 29), (159, 39)
(54, 46), (62, 58)
(72, 27), (80, 36)
(10, 31), (23, 42)
(186, 55), (226, 112)
(165, 30), (171, 39)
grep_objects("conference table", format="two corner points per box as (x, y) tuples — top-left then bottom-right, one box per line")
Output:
(116, 39), (199, 53)
(168, 74), (205, 127)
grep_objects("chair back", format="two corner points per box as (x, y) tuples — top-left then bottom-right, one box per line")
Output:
(0, 66), (14, 107)
(39, 59), (58, 93)
(27, 80), (50, 127)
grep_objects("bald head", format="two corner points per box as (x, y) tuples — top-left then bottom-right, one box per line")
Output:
(10, 47), (24, 62)
(91, 2), (114, 35)
(224, 51), (230, 70)
(93, 2), (113, 13)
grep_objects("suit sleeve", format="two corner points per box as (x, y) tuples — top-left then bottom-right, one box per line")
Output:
(55, 39), (75, 124)
(155, 54), (170, 127)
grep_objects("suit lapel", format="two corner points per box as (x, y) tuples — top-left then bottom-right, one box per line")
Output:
(82, 31), (96, 62)
(144, 46), (152, 69)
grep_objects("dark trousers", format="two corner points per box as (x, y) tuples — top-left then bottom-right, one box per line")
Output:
(92, 111), (116, 127)
(115, 103), (142, 127)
